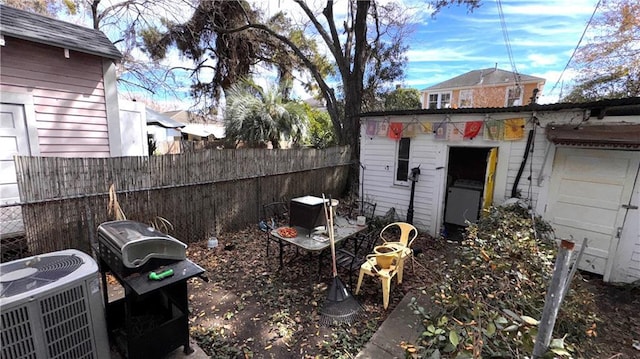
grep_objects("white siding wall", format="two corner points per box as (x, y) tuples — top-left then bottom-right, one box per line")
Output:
(361, 111), (640, 244)
(361, 131), (441, 231)
(612, 167), (640, 283)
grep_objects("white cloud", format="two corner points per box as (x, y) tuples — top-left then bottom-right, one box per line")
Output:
(530, 68), (581, 103)
(406, 48), (496, 63)
(527, 53), (559, 67)
(499, 1), (597, 17)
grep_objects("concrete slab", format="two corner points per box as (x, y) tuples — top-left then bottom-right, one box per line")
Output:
(355, 290), (430, 359)
(164, 339), (209, 359)
(110, 338), (209, 359)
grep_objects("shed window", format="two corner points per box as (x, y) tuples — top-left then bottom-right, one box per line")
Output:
(395, 138), (411, 183)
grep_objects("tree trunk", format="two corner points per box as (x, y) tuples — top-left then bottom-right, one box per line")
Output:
(91, 0), (101, 30)
(343, 89), (362, 196)
(341, 0), (370, 196)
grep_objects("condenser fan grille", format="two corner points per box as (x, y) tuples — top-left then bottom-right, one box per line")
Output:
(0, 255), (84, 298)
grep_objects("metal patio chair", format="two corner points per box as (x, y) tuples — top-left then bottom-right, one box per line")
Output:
(334, 230), (378, 288)
(261, 201), (290, 267)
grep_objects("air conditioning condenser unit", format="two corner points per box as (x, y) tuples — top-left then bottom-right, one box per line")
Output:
(0, 249), (109, 359)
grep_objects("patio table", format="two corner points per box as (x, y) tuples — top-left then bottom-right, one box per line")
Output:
(269, 216), (367, 277)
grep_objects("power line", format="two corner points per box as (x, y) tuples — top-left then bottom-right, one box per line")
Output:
(549, 0), (602, 100)
(496, 0), (520, 87)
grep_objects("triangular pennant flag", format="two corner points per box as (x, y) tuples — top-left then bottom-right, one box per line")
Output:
(388, 122), (403, 140)
(434, 122), (447, 140)
(365, 120), (378, 136)
(447, 124), (464, 141)
(504, 118), (525, 140)
(484, 119), (503, 141)
(464, 121), (483, 139)
(420, 122), (432, 133)
(377, 121), (389, 136)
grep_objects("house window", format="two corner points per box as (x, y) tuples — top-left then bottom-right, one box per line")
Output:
(459, 89), (473, 108)
(427, 92), (452, 109)
(506, 86), (523, 106)
(395, 138), (411, 184)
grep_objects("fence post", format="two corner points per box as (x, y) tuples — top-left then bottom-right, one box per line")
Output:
(560, 237), (587, 304)
(532, 239), (575, 358)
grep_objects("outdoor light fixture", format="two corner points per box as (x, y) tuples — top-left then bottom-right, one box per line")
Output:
(407, 165), (421, 224)
(409, 166), (421, 182)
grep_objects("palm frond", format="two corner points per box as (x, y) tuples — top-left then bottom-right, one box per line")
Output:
(107, 184), (126, 221)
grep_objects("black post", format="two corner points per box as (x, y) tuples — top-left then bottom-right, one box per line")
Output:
(406, 166), (420, 224)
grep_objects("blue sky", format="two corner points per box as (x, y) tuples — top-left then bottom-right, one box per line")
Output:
(76, 0), (601, 108)
(398, 0), (599, 104)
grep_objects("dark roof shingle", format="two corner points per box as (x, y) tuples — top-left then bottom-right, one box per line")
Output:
(424, 68), (545, 91)
(0, 5), (121, 60)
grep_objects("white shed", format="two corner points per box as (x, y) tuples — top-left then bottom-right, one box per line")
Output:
(359, 97), (640, 283)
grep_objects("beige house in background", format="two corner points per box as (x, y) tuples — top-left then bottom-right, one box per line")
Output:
(421, 67), (545, 109)
(164, 110), (225, 141)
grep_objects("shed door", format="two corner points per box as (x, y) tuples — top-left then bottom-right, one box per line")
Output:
(546, 148), (639, 278)
(0, 104), (30, 235)
(482, 147), (498, 212)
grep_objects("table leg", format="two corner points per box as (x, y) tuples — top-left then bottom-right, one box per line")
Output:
(266, 234), (270, 258)
(183, 343), (194, 354)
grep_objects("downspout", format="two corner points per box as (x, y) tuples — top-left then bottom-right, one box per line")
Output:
(511, 115), (539, 199)
(360, 162), (365, 214)
(511, 91), (540, 199)
(511, 128), (534, 198)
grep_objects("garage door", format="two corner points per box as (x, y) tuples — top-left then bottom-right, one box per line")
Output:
(0, 103), (31, 235)
(546, 148), (639, 277)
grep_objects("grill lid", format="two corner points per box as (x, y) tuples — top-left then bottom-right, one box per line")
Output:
(97, 220), (186, 268)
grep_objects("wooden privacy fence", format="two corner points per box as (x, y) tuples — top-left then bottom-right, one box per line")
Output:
(14, 146), (351, 256)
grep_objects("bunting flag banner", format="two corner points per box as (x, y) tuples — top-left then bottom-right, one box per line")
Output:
(464, 121), (483, 139)
(420, 121), (432, 134)
(365, 120), (378, 136)
(504, 118), (526, 140)
(447, 123), (464, 141)
(388, 122), (403, 140)
(484, 119), (503, 141)
(433, 122), (447, 140)
(404, 123), (417, 137)
(377, 121), (389, 137)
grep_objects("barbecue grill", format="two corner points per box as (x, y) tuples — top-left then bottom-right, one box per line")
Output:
(97, 220), (186, 274)
(97, 220), (204, 359)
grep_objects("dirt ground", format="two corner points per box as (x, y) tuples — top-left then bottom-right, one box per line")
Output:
(184, 225), (639, 358)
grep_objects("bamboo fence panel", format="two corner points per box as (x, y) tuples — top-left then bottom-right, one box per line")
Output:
(11, 146), (351, 258)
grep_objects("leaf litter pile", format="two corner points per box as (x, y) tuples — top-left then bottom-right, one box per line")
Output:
(184, 204), (639, 358)
(408, 205), (639, 359)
